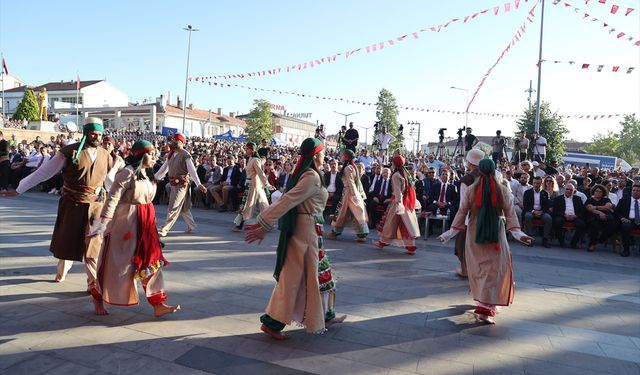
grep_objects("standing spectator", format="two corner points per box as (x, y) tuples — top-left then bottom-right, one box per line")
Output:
(375, 126), (396, 165)
(463, 128), (479, 156)
(513, 130), (529, 164)
(343, 122), (359, 152)
(491, 130), (506, 164)
(531, 131), (547, 162)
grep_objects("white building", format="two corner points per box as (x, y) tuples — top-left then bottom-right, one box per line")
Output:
(1, 74), (25, 115)
(3, 80), (127, 118)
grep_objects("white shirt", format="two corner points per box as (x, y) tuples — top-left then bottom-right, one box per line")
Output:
(608, 192), (619, 207)
(533, 135), (547, 155)
(154, 154), (202, 186)
(369, 174), (380, 193)
(224, 167), (234, 184)
(630, 198), (639, 220)
(379, 178), (389, 197)
(533, 189), (541, 211)
(564, 195), (575, 216)
(377, 133), (396, 150)
(327, 172), (337, 193)
(25, 151), (43, 168)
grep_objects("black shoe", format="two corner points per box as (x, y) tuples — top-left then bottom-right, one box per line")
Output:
(621, 249), (630, 257)
(542, 239), (551, 248)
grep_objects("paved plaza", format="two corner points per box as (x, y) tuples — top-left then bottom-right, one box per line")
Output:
(1, 193), (639, 375)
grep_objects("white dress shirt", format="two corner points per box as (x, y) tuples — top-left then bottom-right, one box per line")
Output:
(564, 196), (575, 216)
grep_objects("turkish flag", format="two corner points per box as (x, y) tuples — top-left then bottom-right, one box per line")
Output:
(2, 57), (7, 75)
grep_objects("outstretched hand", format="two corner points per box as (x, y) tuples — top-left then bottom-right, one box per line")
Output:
(245, 223), (266, 244)
(517, 234), (534, 246)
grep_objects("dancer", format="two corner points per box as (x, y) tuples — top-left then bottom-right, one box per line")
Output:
(328, 149), (368, 242)
(246, 138), (343, 340)
(3, 118), (114, 289)
(438, 159), (532, 324)
(102, 136), (125, 192)
(154, 133), (206, 237)
(88, 140), (179, 317)
(373, 155), (420, 254)
(233, 142), (271, 231)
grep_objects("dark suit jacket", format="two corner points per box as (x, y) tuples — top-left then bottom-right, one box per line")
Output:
(523, 188), (550, 214)
(222, 165), (242, 186)
(614, 196), (638, 221)
(428, 182), (458, 208)
(323, 171), (343, 198)
(276, 173), (291, 190)
(552, 195), (585, 219)
(360, 174), (371, 195)
(376, 178), (392, 202)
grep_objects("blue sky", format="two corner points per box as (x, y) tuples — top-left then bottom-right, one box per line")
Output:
(1, 0), (638, 143)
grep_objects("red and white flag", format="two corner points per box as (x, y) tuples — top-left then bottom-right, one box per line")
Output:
(2, 57), (7, 75)
(76, 73), (80, 90)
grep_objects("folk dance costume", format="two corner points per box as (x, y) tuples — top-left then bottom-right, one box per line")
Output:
(234, 142), (270, 230)
(91, 141), (178, 317)
(439, 159), (531, 324)
(102, 136), (126, 192)
(374, 155), (420, 254)
(330, 149), (369, 241)
(14, 118), (114, 289)
(154, 133), (205, 237)
(247, 138), (331, 339)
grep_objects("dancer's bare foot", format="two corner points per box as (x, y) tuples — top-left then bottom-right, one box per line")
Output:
(54, 273), (65, 282)
(93, 299), (109, 315)
(260, 324), (288, 340)
(153, 303), (181, 317)
(326, 314), (347, 327)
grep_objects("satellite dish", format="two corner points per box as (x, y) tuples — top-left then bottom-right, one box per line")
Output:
(66, 122), (78, 132)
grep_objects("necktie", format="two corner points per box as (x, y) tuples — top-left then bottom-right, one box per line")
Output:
(634, 199), (640, 225)
(439, 184), (446, 202)
(370, 176), (377, 193)
(380, 180), (387, 199)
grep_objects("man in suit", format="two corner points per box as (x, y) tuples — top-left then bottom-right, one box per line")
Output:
(523, 176), (552, 247)
(421, 167), (437, 209)
(368, 167), (392, 228)
(210, 156), (241, 212)
(323, 159), (343, 218)
(615, 183), (640, 257)
(551, 183), (586, 248)
(230, 157), (246, 211)
(426, 168), (458, 217)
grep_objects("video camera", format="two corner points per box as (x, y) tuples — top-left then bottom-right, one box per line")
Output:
(438, 128), (447, 143)
(456, 127), (466, 138)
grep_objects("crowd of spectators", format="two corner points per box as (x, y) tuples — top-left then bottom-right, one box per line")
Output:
(1, 125), (639, 257)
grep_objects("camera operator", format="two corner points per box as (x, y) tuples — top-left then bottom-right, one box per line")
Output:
(491, 130), (506, 164)
(343, 122), (359, 152)
(463, 127), (478, 155)
(531, 131), (547, 162)
(513, 130), (529, 164)
(375, 126), (396, 165)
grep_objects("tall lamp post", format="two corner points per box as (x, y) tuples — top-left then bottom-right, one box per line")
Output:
(182, 25), (199, 134)
(359, 125), (374, 147)
(333, 110), (359, 127)
(408, 121), (421, 154)
(449, 86), (469, 129)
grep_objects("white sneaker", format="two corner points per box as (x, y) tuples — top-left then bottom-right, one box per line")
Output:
(48, 188), (56, 194)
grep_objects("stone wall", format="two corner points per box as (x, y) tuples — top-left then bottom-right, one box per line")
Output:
(0, 128), (70, 143)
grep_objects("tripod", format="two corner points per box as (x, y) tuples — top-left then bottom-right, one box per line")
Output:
(452, 137), (464, 157)
(435, 141), (447, 159)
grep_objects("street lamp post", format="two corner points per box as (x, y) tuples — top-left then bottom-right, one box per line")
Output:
(449, 86), (469, 128)
(408, 121), (421, 154)
(333, 110), (359, 127)
(360, 125), (374, 147)
(182, 25), (199, 134)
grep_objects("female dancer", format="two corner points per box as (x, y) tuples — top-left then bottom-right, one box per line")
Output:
(328, 149), (368, 242)
(89, 140), (180, 317)
(439, 159), (532, 323)
(233, 142), (270, 231)
(374, 155), (421, 254)
(246, 138), (344, 340)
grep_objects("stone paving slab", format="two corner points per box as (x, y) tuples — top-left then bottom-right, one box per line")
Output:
(1, 193), (640, 374)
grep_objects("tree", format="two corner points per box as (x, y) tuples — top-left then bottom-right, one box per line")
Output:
(12, 89), (40, 121)
(618, 114), (640, 164)
(585, 131), (621, 157)
(515, 101), (568, 163)
(244, 99), (273, 144)
(374, 88), (402, 151)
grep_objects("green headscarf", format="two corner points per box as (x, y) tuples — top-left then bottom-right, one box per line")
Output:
(246, 142), (259, 158)
(72, 118), (105, 164)
(273, 137), (323, 281)
(474, 158), (500, 247)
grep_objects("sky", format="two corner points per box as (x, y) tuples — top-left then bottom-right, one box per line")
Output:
(1, 0), (638, 144)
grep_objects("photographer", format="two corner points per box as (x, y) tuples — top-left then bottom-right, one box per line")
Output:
(315, 123), (326, 145)
(513, 130), (529, 164)
(491, 130), (506, 164)
(463, 128), (478, 155)
(531, 131), (547, 162)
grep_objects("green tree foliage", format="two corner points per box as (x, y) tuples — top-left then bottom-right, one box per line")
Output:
(585, 114), (640, 164)
(244, 99), (274, 144)
(12, 89), (40, 121)
(515, 101), (568, 163)
(374, 88), (402, 151)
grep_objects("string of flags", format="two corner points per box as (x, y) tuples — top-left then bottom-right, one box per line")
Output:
(543, 60), (636, 73)
(581, 0), (635, 17)
(466, 0), (540, 112)
(195, 78), (632, 120)
(552, 0), (640, 47)
(191, 0), (535, 81)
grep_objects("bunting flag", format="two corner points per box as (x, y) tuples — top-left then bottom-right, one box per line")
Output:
(543, 59), (636, 73)
(466, 0), (539, 112)
(191, 0), (533, 81)
(196, 78), (633, 120)
(573, 0), (635, 17)
(552, 1), (639, 47)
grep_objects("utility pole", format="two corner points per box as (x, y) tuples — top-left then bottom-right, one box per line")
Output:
(182, 25), (199, 134)
(333, 110), (359, 127)
(408, 121), (421, 154)
(534, 0), (546, 133)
